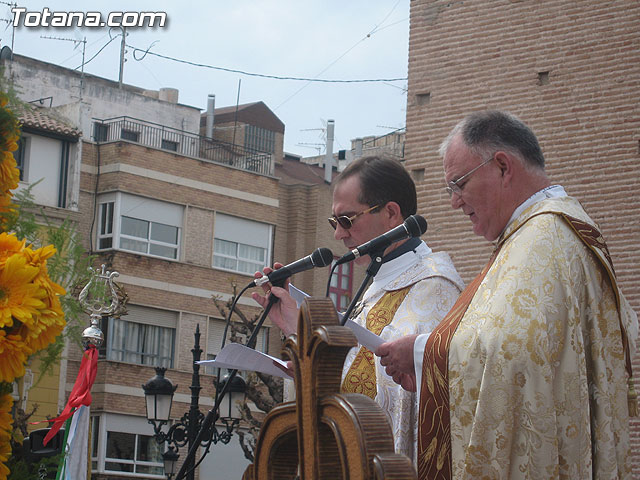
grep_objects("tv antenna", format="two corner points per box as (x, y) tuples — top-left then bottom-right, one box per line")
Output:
(0, 1), (17, 56)
(41, 35), (87, 98)
(296, 142), (324, 155)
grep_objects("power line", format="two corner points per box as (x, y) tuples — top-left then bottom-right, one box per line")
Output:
(76, 34), (119, 70)
(275, 0), (406, 109)
(60, 32), (108, 66)
(127, 43), (406, 84)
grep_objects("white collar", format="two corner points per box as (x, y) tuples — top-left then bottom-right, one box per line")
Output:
(503, 185), (567, 233)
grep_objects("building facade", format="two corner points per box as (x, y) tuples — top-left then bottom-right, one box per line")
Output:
(3, 52), (292, 479)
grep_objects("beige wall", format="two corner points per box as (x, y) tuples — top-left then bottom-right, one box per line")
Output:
(15, 358), (61, 428)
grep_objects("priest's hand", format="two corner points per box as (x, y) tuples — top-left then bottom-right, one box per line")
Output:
(251, 263), (299, 337)
(396, 373), (417, 392)
(377, 334), (418, 388)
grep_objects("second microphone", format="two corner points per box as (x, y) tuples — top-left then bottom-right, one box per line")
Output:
(251, 247), (334, 287)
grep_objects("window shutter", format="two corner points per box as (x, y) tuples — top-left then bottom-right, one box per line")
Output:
(123, 304), (177, 328)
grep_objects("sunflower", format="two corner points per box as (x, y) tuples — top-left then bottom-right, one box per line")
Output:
(17, 295), (65, 353)
(0, 233), (26, 268)
(15, 244), (66, 351)
(0, 101), (20, 195)
(19, 318), (65, 353)
(0, 194), (16, 230)
(0, 393), (12, 440)
(0, 392), (12, 480)
(0, 254), (46, 330)
(0, 94), (71, 479)
(0, 330), (29, 383)
(0, 152), (18, 194)
(23, 243), (66, 299)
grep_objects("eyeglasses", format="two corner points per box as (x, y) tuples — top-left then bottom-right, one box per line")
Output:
(328, 204), (380, 230)
(445, 154), (495, 197)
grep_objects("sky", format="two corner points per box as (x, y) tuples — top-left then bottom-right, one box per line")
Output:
(1, 1), (410, 157)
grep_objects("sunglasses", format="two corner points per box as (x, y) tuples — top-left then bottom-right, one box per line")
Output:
(328, 204), (380, 230)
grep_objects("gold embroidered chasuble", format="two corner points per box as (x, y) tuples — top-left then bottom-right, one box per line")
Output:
(342, 286), (413, 398)
(418, 196), (638, 479)
(342, 248), (464, 463)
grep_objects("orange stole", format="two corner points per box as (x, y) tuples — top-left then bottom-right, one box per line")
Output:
(341, 286), (412, 399)
(417, 251), (499, 480)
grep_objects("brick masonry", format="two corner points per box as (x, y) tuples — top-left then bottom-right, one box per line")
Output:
(405, 0), (640, 474)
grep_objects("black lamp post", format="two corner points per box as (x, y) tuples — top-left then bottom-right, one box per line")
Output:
(142, 325), (246, 480)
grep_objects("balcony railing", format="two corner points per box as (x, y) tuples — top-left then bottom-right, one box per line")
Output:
(93, 116), (273, 176)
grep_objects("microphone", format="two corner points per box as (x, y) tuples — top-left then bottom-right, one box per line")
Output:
(335, 214), (427, 265)
(251, 247), (334, 287)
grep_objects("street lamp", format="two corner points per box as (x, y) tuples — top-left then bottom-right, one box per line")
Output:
(142, 367), (177, 425)
(162, 447), (179, 480)
(142, 325), (246, 480)
(216, 373), (247, 440)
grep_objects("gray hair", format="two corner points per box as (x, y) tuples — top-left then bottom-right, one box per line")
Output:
(440, 111), (545, 170)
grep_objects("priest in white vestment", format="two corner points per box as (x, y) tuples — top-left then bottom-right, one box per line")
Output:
(253, 155), (463, 462)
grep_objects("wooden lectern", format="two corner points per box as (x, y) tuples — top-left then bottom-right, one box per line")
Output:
(242, 297), (417, 480)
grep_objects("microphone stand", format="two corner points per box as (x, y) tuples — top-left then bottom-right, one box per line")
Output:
(340, 249), (385, 326)
(174, 281), (283, 480)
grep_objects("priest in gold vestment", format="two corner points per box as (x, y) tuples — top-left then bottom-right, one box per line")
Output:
(253, 155), (463, 462)
(378, 111), (638, 479)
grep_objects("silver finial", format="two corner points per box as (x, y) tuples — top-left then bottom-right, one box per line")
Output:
(79, 265), (121, 348)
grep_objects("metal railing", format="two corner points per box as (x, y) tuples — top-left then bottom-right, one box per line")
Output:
(93, 116), (273, 176)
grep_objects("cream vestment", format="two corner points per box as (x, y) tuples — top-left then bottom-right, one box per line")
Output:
(415, 194), (638, 479)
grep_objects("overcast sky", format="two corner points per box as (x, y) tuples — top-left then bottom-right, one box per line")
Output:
(2, 1), (410, 157)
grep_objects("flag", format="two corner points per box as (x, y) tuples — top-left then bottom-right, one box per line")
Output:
(56, 405), (90, 480)
(44, 345), (98, 445)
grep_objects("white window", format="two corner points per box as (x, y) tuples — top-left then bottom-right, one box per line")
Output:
(97, 192), (182, 260)
(98, 201), (114, 249)
(15, 132), (72, 208)
(103, 304), (177, 368)
(91, 413), (165, 477)
(14, 136), (27, 181)
(213, 213), (272, 275)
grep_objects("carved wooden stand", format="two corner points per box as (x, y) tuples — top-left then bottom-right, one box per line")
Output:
(243, 297), (417, 480)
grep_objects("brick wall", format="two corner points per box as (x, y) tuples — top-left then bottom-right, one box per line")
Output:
(405, 0), (640, 473)
(83, 142), (279, 205)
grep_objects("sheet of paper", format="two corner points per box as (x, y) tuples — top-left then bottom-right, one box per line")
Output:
(344, 319), (385, 351)
(289, 284), (384, 351)
(195, 343), (292, 380)
(288, 283), (309, 308)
